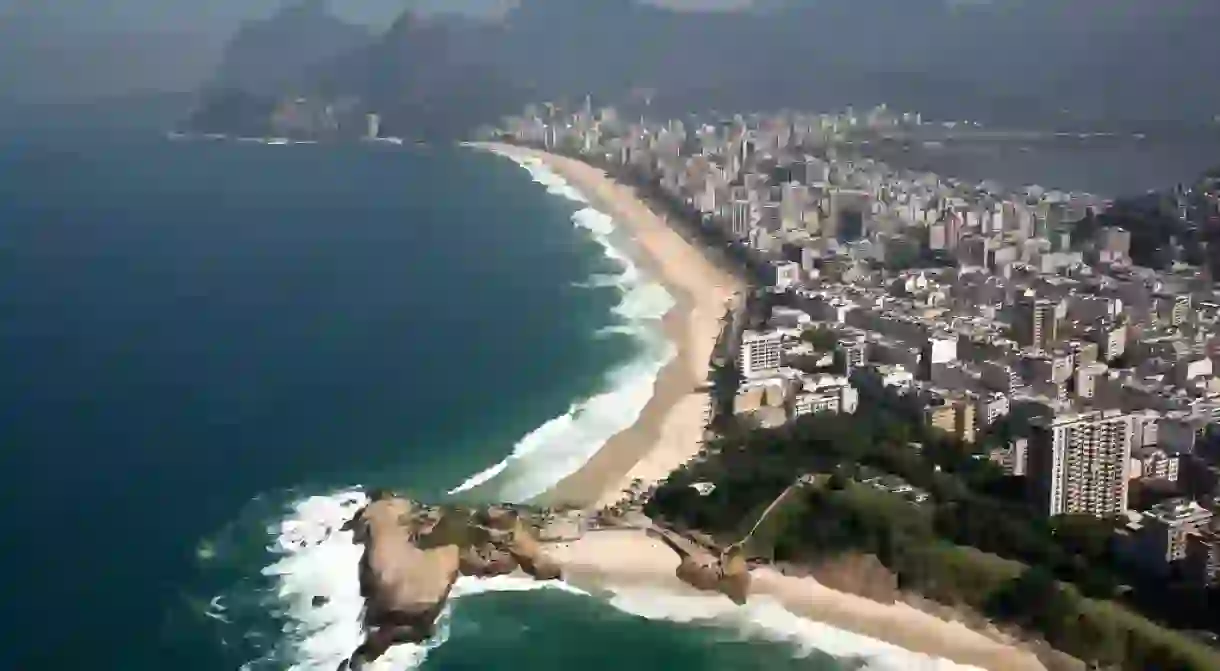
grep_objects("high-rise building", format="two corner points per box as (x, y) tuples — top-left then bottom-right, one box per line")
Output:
(739, 329), (783, 378)
(1096, 226), (1132, 263)
(1028, 410), (1134, 518)
(1186, 524), (1220, 588)
(924, 392), (977, 444)
(1125, 499), (1213, 575)
(1095, 321), (1127, 362)
(836, 337), (867, 374)
(1014, 294), (1059, 352)
(919, 333), (958, 380)
(771, 261), (802, 291)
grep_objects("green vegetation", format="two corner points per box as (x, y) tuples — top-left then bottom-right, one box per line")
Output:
(799, 325), (840, 351)
(645, 408), (1220, 670)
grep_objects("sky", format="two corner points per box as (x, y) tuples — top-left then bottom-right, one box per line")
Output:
(0, 0), (757, 32)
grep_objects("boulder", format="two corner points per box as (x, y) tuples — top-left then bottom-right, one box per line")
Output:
(345, 497), (461, 668)
(458, 543), (516, 577)
(504, 520), (562, 580)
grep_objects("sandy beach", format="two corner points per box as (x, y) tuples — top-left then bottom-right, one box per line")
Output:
(545, 529), (1048, 671)
(470, 141), (742, 510)
(466, 142), (1047, 671)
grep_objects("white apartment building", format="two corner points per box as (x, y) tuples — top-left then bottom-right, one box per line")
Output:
(740, 329), (783, 378)
(791, 374), (859, 418)
(771, 261), (802, 291)
(1028, 410), (1134, 518)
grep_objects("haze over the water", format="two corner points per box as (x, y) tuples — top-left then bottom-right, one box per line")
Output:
(3, 0), (1218, 130)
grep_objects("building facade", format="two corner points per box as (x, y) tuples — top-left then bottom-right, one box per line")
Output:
(1028, 410), (1134, 518)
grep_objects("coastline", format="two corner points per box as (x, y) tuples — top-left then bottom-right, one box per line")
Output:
(543, 529), (1048, 671)
(467, 141), (741, 510)
(466, 142), (1048, 671)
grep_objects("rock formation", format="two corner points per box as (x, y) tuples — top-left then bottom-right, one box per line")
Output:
(343, 494), (461, 669)
(340, 494), (563, 668)
(647, 526), (750, 605)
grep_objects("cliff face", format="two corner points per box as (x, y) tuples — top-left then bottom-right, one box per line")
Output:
(187, 5), (526, 140)
(344, 497), (461, 667)
(209, 0), (372, 94)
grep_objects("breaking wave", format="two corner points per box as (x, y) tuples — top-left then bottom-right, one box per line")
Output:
(448, 150), (676, 502)
(246, 491), (987, 671)
(605, 586), (988, 671)
(216, 145), (990, 671)
(248, 491), (587, 671)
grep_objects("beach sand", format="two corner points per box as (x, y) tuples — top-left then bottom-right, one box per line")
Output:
(471, 142), (741, 510)
(545, 530), (1048, 671)
(467, 142), (1047, 671)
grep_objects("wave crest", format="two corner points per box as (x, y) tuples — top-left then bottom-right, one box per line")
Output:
(250, 491), (586, 671)
(448, 153), (675, 502)
(605, 586), (987, 671)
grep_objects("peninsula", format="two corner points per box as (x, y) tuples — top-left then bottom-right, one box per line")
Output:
(336, 491), (759, 670)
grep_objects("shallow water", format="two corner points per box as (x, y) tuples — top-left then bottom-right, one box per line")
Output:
(2, 134), (975, 671)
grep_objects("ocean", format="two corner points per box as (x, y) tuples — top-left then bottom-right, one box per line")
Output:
(0, 132), (938, 671)
(855, 132), (1220, 196)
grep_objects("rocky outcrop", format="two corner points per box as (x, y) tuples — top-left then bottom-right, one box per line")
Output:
(343, 495), (461, 669)
(471, 507), (563, 580)
(340, 495), (564, 668)
(648, 527), (751, 605)
(458, 543), (516, 577)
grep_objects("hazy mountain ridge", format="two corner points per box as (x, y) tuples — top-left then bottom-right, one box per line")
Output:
(184, 0), (1220, 139)
(208, 0), (373, 94)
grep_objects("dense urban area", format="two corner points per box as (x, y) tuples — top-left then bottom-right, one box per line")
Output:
(484, 101), (1220, 670)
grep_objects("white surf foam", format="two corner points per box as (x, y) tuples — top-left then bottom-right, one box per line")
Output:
(604, 586), (988, 671)
(494, 149), (589, 205)
(258, 491), (990, 671)
(572, 273), (627, 289)
(257, 490), (589, 671)
(448, 154), (676, 503)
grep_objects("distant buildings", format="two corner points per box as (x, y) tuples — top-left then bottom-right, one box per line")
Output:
(1187, 523), (1220, 587)
(491, 101), (1220, 569)
(1014, 293), (1060, 353)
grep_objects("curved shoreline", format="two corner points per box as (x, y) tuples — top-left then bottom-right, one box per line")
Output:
(466, 142), (740, 510)
(463, 142), (1054, 671)
(466, 142), (736, 509)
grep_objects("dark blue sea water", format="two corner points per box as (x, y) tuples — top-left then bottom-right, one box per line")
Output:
(1, 134), (875, 671)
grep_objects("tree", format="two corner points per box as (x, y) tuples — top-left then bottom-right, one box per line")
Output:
(800, 325), (839, 351)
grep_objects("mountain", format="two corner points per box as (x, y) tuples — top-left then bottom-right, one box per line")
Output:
(316, 12), (530, 138)
(188, 4), (529, 139)
(208, 0), (373, 93)
(185, 0), (1220, 139)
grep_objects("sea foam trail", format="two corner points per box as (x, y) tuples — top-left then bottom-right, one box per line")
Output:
(606, 586), (989, 671)
(259, 491), (586, 671)
(447, 152), (676, 502)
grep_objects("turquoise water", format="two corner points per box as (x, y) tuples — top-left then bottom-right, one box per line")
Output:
(0, 134), (919, 671)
